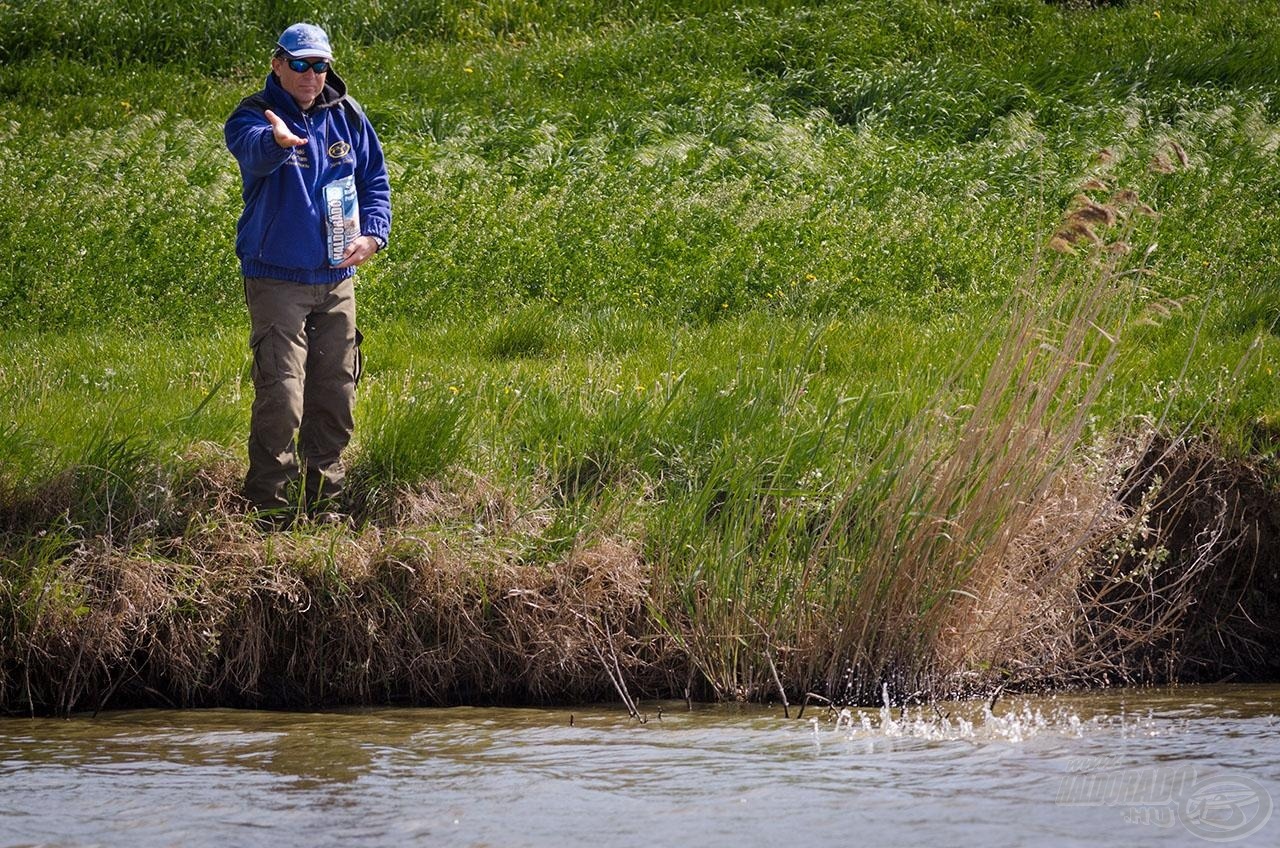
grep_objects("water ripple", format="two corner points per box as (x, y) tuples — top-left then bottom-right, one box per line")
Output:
(1, 685), (1277, 847)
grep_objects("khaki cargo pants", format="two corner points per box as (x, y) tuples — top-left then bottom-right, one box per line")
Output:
(243, 276), (359, 513)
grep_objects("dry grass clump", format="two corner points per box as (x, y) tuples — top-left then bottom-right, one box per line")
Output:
(0, 512), (674, 714)
(931, 442), (1131, 690)
(0, 428), (681, 714)
(379, 470), (553, 538)
(1071, 434), (1280, 683)
(933, 431), (1280, 695)
(796, 175), (1149, 704)
(3, 428), (1277, 715)
(0, 440), (247, 545)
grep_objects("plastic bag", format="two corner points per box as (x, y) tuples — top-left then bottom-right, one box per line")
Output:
(324, 175), (360, 266)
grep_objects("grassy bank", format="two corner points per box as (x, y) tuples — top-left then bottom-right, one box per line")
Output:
(3, 0), (1280, 713)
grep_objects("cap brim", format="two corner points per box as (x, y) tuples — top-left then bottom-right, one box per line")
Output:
(277, 45), (333, 61)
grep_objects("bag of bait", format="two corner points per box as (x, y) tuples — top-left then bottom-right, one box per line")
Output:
(324, 175), (360, 266)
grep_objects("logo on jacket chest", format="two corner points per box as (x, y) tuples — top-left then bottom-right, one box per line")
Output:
(327, 140), (353, 160)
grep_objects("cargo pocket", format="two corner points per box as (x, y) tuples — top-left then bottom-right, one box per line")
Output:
(250, 324), (283, 388)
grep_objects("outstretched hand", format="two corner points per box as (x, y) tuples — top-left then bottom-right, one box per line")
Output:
(264, 109), (307, 148)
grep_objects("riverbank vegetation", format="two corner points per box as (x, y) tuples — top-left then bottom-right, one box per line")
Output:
(2, 0), (1279, 714)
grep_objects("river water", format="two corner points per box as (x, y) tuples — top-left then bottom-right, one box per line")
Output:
(1, 685), (1277, 847)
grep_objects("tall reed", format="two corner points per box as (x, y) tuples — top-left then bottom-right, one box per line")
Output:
(649, 181), (1180, 703)
(816, 197), (1150, 701)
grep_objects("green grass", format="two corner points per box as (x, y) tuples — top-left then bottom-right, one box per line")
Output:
(3, 0), (1280, 708)
(6, 0), (1280, 332)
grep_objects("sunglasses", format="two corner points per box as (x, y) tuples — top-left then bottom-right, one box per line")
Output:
(286, 58), (330, 74)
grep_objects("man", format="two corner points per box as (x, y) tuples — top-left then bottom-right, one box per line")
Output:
(225, 22), (391, 524)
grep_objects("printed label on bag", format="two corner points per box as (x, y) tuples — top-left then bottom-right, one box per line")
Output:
(324, 175), (360, 266)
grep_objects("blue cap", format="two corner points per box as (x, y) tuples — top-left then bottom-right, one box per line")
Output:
(276, 23), (333, 60)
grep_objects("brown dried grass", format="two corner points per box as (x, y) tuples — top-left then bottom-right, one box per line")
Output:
(933, 430), (1280, 695)
(3, 429), (1277, 715)
(0, 494), (678, 714)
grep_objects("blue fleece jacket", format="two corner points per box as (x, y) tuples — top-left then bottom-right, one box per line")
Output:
(225, 70), (391, 284)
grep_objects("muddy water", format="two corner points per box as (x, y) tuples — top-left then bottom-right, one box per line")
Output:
(2, 685), (1277, 847)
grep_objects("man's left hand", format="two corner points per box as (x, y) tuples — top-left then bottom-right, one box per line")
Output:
(336, 235), (381, 269)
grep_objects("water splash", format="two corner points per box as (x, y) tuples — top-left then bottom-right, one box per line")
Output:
(809, 698), (1165, 745)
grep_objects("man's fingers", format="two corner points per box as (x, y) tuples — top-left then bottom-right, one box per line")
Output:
(264, 109), (307, 147)
(335, 248), (365, 269)
(335, 237), (376, 269)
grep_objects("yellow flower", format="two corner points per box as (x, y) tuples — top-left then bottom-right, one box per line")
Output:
(449, 385), (460, 395)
